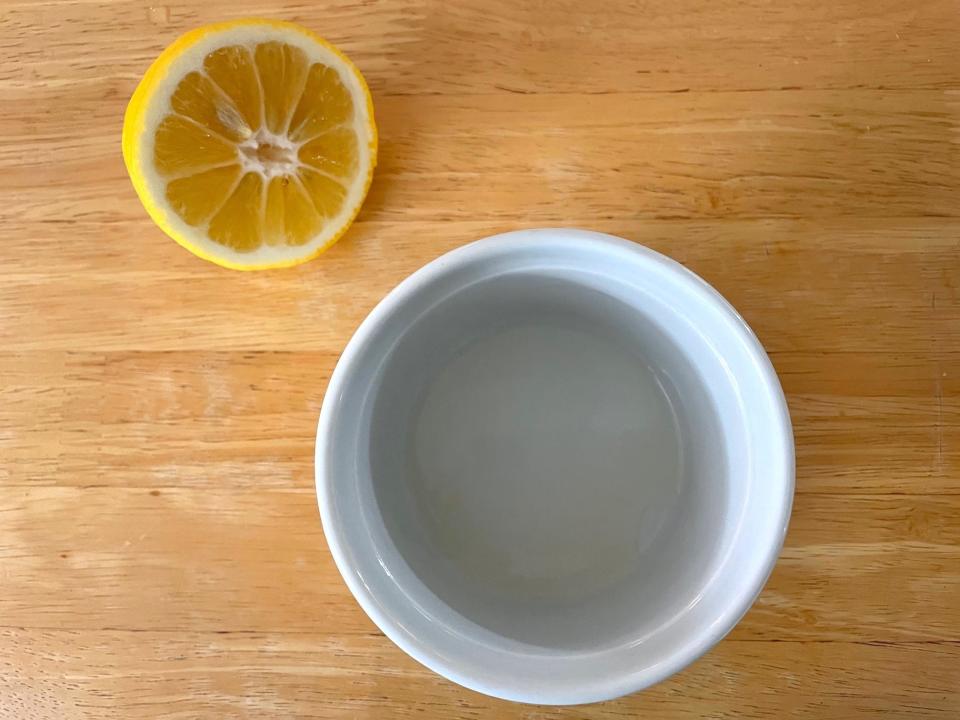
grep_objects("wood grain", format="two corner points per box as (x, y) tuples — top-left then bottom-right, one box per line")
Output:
(1, 630), (958, 720)
(0, 487), (957, 643)
(2, 0), (959, 717)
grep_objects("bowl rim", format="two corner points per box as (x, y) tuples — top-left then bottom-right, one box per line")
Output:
(315, 228), (795, 704)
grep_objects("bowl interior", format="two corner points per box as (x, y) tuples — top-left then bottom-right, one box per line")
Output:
(369, 272), (727, 650)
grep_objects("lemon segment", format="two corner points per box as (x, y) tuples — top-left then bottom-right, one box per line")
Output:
(122, 19), (377, 270)
(254, 42), (310, 135)
(165, 164), (243, 225)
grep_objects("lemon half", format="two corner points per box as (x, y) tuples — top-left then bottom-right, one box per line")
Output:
(122, 19), (377, 270)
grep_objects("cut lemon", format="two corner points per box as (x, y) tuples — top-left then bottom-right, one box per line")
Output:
(122, 19), (377, 270)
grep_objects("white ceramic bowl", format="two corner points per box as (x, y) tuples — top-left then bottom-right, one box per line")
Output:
(315, 229), (793, 704)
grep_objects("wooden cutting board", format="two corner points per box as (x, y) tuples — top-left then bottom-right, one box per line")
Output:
(2, 0), (958, 717)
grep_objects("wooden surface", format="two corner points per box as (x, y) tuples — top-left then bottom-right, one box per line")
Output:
(2, 0), (960, 717)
